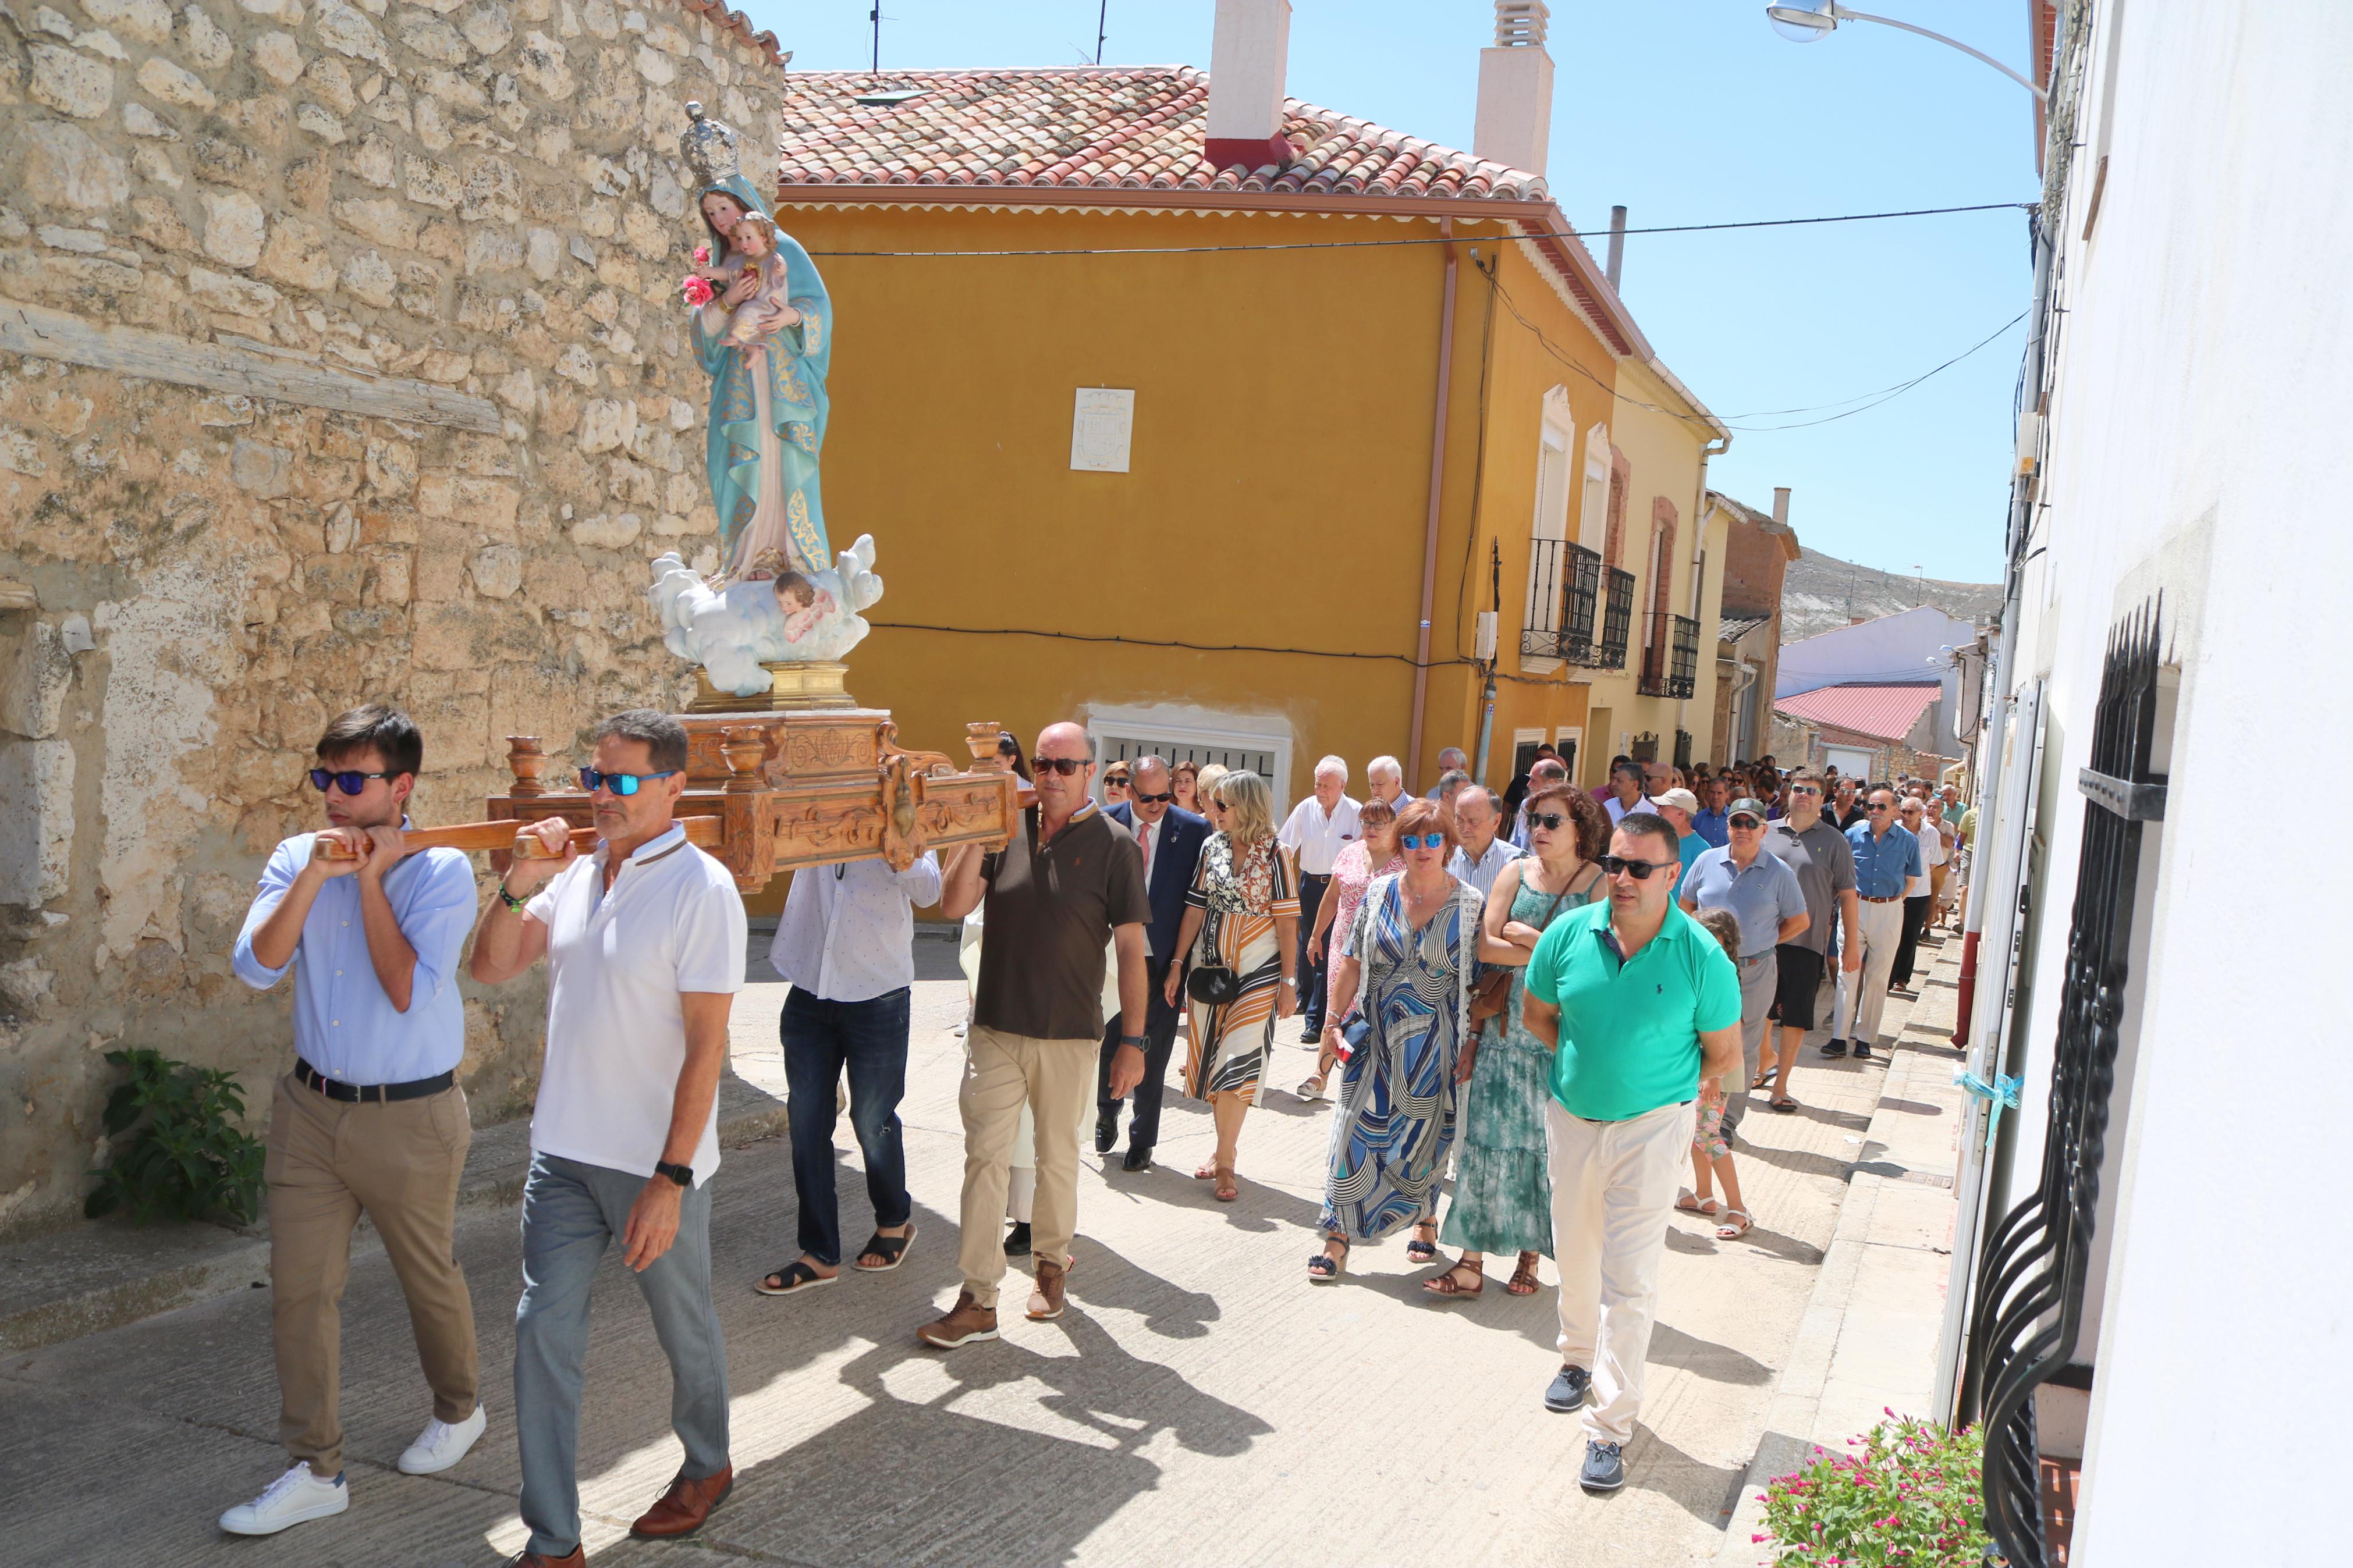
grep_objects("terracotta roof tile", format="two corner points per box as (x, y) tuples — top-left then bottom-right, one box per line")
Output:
(670, 0), (787, 68)
(774, 67), (1548, 203)
(1774, 683), (1942, 742)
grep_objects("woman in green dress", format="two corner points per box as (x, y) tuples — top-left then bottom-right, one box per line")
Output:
(1427, 783), (1610, 1299)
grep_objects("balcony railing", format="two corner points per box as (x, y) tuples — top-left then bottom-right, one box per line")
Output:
(1520, 539), (1604, 662)
(1597, 568), (1634, 670)
(1638, 613), (1669, 696)
(1670, 613), (1700, 699)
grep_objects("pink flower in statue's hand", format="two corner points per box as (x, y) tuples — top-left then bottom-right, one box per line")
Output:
(680, 274), (716, 307)
(694, 244), (711, 265)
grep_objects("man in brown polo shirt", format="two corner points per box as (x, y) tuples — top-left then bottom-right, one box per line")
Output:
(921, 721), (1151, 1346)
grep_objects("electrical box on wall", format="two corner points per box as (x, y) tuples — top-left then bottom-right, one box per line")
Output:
(1474, 610), (1498, 661)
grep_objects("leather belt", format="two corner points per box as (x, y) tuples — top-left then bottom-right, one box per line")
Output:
(1859, 893), (1905, 904)
(296, 1059), (455, 1104)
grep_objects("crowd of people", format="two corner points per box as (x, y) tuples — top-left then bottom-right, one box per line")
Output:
(221, 704), (1973, 1560)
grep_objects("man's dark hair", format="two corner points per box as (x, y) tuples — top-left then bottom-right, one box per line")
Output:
(1788, 767), (1825, 792)
(317, 703), (423, 778)
(1612, 759), (1645, 783)
(1437, 768), (1470, 792)
(1614, 810), (1680, 865)
(595, 708), (690, 774)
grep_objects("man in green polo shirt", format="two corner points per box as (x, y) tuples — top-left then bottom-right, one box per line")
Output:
(1522, 811), (1741, 1493)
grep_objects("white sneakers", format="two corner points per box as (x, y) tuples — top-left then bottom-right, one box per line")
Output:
(218, 1406), (487, 1535)
(397, 1404), (489, 1475)
(218, 1462), (349, 1535)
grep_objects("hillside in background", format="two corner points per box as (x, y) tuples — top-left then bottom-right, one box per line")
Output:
(1781, 547), (2004, 643)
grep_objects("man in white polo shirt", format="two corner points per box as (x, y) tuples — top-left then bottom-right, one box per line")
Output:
(1277, 755), (1360, 1043)
(469, 710), (747, 1568)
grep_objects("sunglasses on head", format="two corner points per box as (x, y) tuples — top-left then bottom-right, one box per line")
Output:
(1526, 810), (1569, 833)
(577, 766), (679, 796)
(1131, 790), (1175, 804)
(1030, 755), (1089, 776)
(1598, 854), (1675, 880)
(1399, 831), (1446, 850)
(309, 768), (395, 794)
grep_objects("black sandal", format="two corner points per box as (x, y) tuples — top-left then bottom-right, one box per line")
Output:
(852, 1224), (917, 1272)
(754, 1260), (836, 1296)
(1405, 1223), (1438, 1264)
(1307, 1235), (1350, 1282)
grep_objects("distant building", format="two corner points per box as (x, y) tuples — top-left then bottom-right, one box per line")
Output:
(1706, 488), (1800, 763)
(1769, 606), (1980, 779)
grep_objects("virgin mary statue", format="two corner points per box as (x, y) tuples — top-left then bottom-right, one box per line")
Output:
(681, 105), (832, 579)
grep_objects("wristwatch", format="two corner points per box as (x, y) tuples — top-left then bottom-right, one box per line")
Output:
(1118, 1033), (1149, 1050)
(653, 1160), (693, 1188)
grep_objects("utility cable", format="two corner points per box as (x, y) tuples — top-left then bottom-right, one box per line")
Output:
(800, 202), (2031, 259)
(865, 619), (1585, 686)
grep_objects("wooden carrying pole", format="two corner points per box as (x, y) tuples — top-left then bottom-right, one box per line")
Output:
(313, 815), (723, 860)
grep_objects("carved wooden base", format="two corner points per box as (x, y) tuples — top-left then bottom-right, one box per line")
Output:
(487, 712), (1025, 894)
(686, 660), (856, 712)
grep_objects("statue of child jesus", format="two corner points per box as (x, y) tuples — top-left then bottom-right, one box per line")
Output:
(717, 212), (800, 347)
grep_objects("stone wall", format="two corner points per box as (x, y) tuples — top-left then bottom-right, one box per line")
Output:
(0, 0), (785, 1238)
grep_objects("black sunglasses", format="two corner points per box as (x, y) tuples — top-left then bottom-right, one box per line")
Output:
(1866, 802), (1893, 812)
(1526, 810), (1569, 832)
(578, 766), (680, 796)
(1598, 855), (1676, 880)
(1729, 815), (1763, 830)
(1030, 755), (1089, 776)
(308, 768), (395, 794)
(1131, 790), (1176, 804)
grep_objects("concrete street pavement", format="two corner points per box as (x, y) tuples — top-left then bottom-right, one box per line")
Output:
(0, 930), (1953, 1567)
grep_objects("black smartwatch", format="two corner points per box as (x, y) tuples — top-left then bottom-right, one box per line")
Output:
(654, 1160), (693, 1188)
(1119, 1033), (1148, 1050)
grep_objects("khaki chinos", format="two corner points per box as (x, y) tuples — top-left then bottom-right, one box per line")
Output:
(265, 1070), (478, 1478)
(957, 1026), (1098, 1309)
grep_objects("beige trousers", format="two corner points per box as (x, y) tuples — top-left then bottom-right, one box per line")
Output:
(1545, 1096), (1692, 1446)
(265, 1070), (478, 1477)
(957, 1027), (1095, 1309)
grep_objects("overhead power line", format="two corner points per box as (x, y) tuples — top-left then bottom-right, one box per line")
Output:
(800, 201), (2031, 259)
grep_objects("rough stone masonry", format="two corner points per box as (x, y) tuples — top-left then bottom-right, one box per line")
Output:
(0, 0), (787, 1239)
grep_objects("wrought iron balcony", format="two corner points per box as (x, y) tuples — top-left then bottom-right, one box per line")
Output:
(1596, 568), (1634, 670)
(1520, 539), (1603, 662)
(1669, 613), (1700, 699)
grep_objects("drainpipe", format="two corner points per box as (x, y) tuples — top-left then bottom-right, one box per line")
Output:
(1404, 217), (1458, 794)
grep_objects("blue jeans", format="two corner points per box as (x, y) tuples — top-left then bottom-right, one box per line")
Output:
(782, 986), (912, 1267)
(513, 1154), (729, 1558)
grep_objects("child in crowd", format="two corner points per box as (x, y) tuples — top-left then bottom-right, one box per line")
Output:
(1681, 905), (1755, 1241)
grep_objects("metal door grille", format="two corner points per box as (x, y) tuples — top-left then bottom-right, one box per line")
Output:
(1969, 602), (2165, 1568)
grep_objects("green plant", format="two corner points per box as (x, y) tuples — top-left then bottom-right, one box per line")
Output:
(1754, 1413), (1992, 1567)
(85, 1048), (265, 1226)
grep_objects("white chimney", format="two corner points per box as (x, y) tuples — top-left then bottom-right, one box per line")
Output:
(1205, 0), (1293, 171)
(1473, 1), (1553, 176)
(1772, 486), (1792, 527)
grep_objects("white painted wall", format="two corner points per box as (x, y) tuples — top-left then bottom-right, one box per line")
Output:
(1979, 6), (2353, 1562)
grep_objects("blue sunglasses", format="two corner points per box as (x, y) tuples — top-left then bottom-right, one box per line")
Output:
(578, 766), (679, 796)
(1399, 831), (1447, 850)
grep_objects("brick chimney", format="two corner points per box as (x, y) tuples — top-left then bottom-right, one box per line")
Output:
(1473, 2), (1553, 176)
(1205, 0), (1294, 172)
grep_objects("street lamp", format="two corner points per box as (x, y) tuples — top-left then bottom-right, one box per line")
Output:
(1763, 2), (2046, 101)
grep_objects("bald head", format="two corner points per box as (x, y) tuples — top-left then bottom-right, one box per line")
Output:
(1130, 756), (1172, 825)
(1454, 784), (1500, 854)
(1031, 721), (1094, 822)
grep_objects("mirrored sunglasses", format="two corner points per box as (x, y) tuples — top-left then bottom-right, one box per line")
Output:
(577, 767), (679, 796)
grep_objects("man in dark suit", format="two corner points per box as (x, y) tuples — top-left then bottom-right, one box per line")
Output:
(1095, 756), (1209, 1172)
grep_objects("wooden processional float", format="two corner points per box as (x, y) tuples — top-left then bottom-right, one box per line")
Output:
(320, 692), (1031, 891)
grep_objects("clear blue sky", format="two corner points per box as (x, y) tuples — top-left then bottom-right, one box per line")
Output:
(740, 1), (2038, 582)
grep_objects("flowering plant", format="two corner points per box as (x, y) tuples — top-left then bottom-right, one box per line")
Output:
(1754, 1414), (1990, 1567)
(693, 243), (711, 265)
(680, 273), (716, 308)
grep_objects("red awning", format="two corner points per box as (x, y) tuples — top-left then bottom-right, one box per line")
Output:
(1774, 683), (1940, 742)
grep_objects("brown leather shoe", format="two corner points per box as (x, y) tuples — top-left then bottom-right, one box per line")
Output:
(1026, 1257), (1067, 1321)
(507, 1550), (585, 1567)
(627, 1464), (733, 1540)
(915, 1289), (999, 1348)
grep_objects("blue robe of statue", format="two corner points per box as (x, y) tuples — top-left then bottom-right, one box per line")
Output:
(691, 176), (832, 575)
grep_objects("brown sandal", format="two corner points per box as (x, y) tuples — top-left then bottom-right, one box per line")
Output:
(1506, 1253), (1541, 1295)
(1214, 1164), (1237, 1201)
(1422, 1256), (1484, 1299)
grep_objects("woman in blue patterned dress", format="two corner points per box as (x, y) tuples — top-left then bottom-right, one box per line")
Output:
(1308, 798), (1485, 1281)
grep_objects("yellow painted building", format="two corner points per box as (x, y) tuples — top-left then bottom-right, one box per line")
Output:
(765, 61), (1728, 823)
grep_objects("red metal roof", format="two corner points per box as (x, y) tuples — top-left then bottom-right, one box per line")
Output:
(775, 67), (1549, 201)
(1774, 682), (1940, 742)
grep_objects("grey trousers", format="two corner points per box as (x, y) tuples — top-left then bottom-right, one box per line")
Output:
(1720, 949), (1777, 1143)
(514, 1153), (730, 1558)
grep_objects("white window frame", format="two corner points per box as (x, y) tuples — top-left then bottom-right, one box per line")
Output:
(1520, 386), (1577, 675)
(1578, 421), (1612, 556)
(1083, 702), (1296, 816)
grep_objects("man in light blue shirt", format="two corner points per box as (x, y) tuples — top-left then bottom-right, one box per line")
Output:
(1445, 785), (1522, 896)
(1680, 798), (1809, 1143)
(1828, 788), (1923, 1062)
(221, 705), (485, 1539)
(1688, 776), (1731, 849)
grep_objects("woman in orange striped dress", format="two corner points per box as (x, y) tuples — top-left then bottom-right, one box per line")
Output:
(1163, 770), (1300, 1203)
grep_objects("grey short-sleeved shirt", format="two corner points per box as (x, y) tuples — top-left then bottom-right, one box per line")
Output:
(1763, 817), (1857, 957)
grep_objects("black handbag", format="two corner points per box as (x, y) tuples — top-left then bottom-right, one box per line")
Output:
(1187, 963), (1244, 1007)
